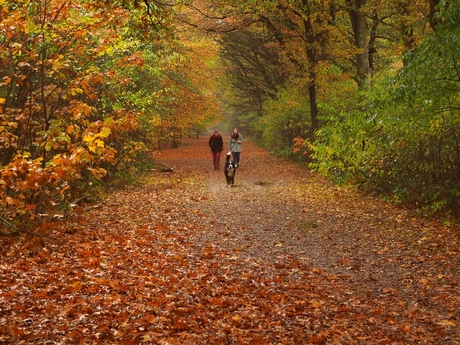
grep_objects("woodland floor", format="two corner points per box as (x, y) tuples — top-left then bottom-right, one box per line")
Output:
(1, 134), (460, 345)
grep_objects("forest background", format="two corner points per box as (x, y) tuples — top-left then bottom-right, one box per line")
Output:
(0, 0), (459, 233)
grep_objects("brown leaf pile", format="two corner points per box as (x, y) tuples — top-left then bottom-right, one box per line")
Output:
(1, 134), (459, 344)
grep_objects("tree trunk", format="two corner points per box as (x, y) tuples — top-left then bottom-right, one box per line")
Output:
(346, 0), (371, 90)
(428, 0), (441, 30)
(302, 1), (319, 142)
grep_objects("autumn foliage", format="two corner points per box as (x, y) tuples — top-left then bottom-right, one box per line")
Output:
(0, 0), (220, 230)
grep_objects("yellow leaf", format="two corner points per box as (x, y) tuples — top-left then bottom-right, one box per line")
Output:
(437, 320), (456, 327)
(310, 300), (321, 308)
(232, 314), (242, 322)
(70, 281), (82, 290)
(83, 133), (94, 143)
(104, 117), (115, 126)
(70, 88), (83, 96)
(88, 167), (107, 179)
(99, 127), (111, 138)
(66, 125), (74, 134)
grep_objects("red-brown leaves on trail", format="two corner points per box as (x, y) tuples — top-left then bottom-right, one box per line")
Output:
(1, 136), (459, 344)
(307, 332), (327, 344)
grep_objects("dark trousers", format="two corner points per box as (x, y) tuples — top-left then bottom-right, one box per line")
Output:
(232, 152), (241, 164)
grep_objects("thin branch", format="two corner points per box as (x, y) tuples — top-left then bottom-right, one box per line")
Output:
(0, 215), (21, 234)
(143, 0), (162, 30)
(0, 215), (47, 249)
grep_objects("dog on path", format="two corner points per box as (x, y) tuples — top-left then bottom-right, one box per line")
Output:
(224, 152), (236, 187)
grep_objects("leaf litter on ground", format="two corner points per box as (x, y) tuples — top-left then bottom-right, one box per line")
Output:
(1, 134), (459, 344)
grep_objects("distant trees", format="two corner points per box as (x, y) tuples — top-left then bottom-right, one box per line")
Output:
(191, 0), (460, 215)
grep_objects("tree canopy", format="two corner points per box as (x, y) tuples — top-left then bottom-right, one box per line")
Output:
(1, 0), (459, 231)
(187, 0), (459, 217)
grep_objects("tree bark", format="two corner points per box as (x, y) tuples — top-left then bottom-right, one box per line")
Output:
(302, 13), (320, 141)
(428, 0), (441, 30)
(346, 0), (371, 90)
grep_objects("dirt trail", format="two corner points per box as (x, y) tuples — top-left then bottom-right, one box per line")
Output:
(157, 134), (458, 283)
(153, 134), (460, 343)
(1, 134), (459, 344)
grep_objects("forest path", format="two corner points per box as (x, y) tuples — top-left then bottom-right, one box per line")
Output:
(156, 134), (458, 286)
(152, 134), (460, 343)
(1, 134), (459, 344)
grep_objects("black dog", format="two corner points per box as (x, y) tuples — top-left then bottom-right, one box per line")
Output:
(224, 152), (236, 187)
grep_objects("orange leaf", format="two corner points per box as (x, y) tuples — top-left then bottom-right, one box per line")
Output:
(437, 320), (456, 327)
(172, 318), (188, 330)
(310, 299), (321, 308)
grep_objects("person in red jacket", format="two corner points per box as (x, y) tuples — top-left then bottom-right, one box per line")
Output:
(209, 130), (224, 170)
